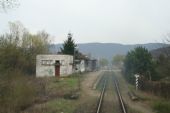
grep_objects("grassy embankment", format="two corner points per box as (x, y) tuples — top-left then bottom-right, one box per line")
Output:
(118, 72), (170, 113)
(0, 72), (81, 113)
(23, 74), (81, 113)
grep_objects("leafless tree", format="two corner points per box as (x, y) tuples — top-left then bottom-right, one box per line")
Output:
(0, 0), (19, 11)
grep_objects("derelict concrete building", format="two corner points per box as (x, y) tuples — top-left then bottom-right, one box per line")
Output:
(36, 55), (73, 77)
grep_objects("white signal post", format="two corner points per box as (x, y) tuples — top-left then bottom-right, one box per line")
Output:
(134, 74), (140, 91)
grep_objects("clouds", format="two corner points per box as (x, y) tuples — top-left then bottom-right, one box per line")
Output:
(0, 0), (170, 44)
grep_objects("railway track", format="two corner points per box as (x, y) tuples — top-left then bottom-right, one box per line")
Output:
(96, 79), (107, 113)
(95, 72), (128, 113)
(114, 79), (127, 113)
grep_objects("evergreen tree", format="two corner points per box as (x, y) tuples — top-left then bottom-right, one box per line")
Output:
(124, 47), (155, 83)
(60, 33), (77, 55)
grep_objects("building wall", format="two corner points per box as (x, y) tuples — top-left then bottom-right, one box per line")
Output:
(36, 55), (73, 77)
(76, 60), (85, 73)
(85, 59), (97, 72)
(80, 60), (85, 72)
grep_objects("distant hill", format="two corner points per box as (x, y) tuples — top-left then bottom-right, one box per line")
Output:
(50, 43), (168, 61)
(151, 46), (170, 58)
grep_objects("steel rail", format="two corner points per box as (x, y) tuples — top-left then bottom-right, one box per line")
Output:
(96, 79), (107, 113)
(114, 80), (127, 113)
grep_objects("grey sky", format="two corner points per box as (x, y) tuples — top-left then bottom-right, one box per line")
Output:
(1, 0), (170, 44)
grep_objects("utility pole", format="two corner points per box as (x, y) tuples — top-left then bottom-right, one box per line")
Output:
(73, 46), (78, 72)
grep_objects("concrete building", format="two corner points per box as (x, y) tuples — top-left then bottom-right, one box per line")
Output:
(74, 51), (98, 72)
(86, 59), (98, 72)
(79, 60), (86, 72)
(36, 54), (73, 77)
(76, 58), (98, 72)
(75, 60), (86, 73)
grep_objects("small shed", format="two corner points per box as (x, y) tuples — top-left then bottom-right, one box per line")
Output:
(86, 59), (98, 71)
(36, 54), (73, 77)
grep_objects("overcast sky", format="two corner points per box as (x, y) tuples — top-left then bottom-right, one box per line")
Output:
(1, 0), (170, 44)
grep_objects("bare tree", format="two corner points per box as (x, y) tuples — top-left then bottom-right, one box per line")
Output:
(0, 0), (19, 11)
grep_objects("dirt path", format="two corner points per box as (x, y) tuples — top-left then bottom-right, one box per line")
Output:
(74, 71), (103, 113)
(81, 71), (103, 97)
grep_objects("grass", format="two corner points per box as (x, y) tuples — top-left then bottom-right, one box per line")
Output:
(126, 77), (170, 113)
(0, 71), (81, 113)
(48, 76), (78, 90)
(127, 84), (152, 101)
(47, 76), (79, 96)
(44, 98), (76, 113)
(22, 98), (77, 113)
(153, 100), (170, 113)
(127, 107), (143, 113)
(0, 72), (37, 113)
(22, 74), (81, 113)
(119, 70), (170, 113)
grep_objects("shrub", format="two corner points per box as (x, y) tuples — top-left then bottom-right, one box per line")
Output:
(0, 70), (37, 113)
(153, 101), (170, 113)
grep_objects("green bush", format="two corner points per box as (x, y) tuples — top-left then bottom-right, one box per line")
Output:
(153, 101), (170, 113)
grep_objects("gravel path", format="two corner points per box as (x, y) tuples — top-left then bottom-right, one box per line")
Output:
(74, 71), (103, 113)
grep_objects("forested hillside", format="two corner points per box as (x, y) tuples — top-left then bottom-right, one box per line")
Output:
(50, 43), (168, 60)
